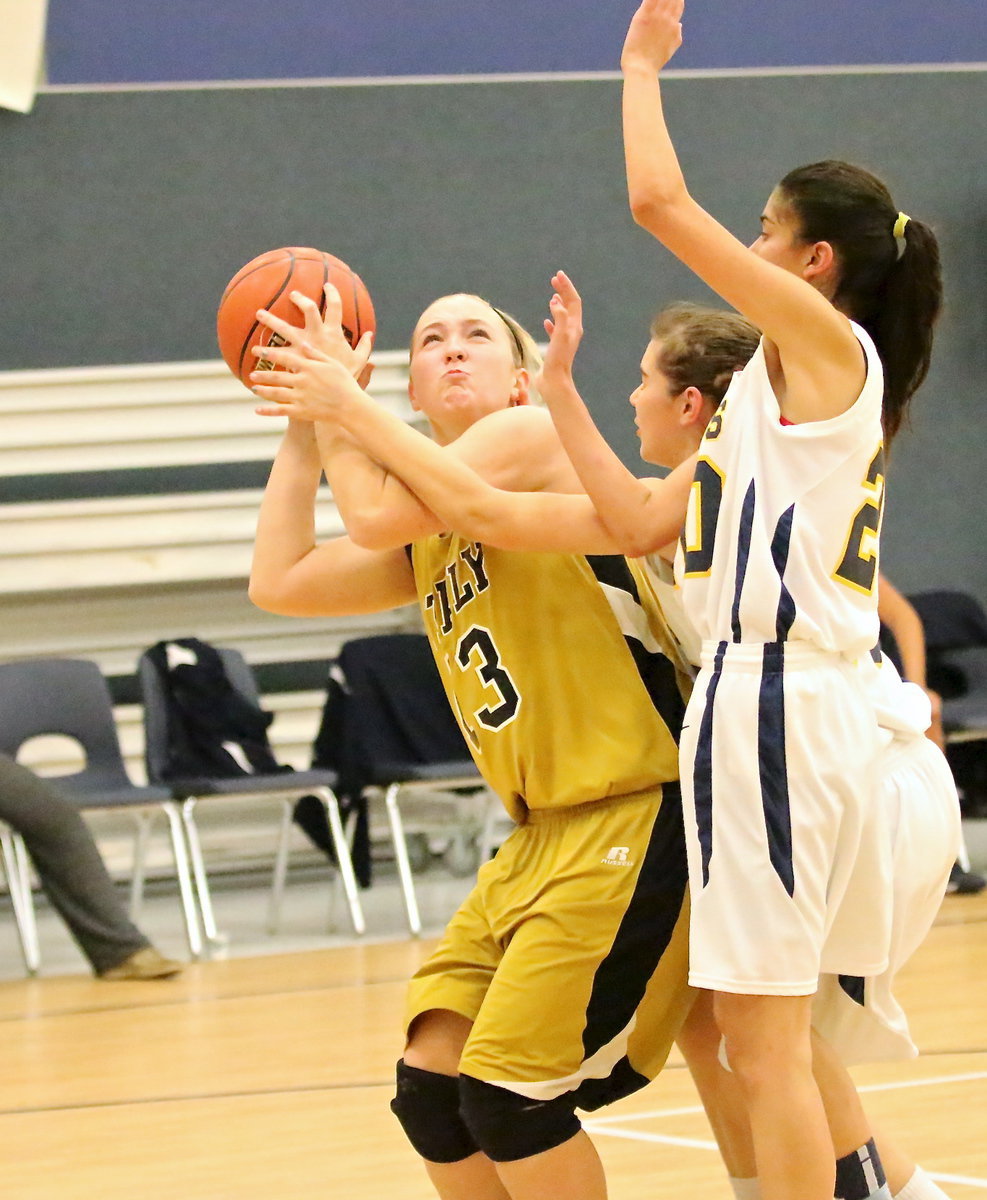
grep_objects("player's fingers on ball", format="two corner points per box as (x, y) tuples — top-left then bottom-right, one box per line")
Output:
(256, 307), (294, 336)
(251, 343), (292, 366)
(289, 290), (318, 314)
(249, 366), (291, 388)
(322, 282), (343, 319)
(354, 330), (374, 363)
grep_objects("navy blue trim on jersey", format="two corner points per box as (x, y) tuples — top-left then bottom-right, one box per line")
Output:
(693, 640), (728, 887)
(770, 504), (797, 640)
(586, 555), (686, 740)
(730, 481), (756, 642)
(838, 974), (867, 1006)
(757, 642), (795, 896)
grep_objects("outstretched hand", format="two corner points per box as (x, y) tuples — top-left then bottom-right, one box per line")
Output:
(621, 0), (684, 72)
(537, 271), (584, 392)
(250, 335), (372, 421)
(256, 281), (375, 387)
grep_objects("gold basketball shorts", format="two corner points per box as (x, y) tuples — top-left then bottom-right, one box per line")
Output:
(404, 783), (693, 1108)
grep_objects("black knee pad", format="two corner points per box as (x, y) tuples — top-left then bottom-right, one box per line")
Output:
(458, 1072), (582, 1163)
(390, 1060), (479, 1164)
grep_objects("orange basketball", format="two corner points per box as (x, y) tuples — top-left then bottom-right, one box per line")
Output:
(216, 246), (375, 385)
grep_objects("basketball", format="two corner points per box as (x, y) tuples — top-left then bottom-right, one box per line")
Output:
(216, 246), (375, 385)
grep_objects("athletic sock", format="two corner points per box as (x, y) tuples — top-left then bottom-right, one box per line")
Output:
(728, 1179), (762, 1200)
(894, 1166), (953, 1200)
(836, 1139), (891, 1200)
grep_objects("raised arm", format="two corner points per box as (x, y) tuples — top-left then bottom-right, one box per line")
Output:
(620, 0), (863, 421)
(537, 270), (693, 556)
(255, 292), (581, 549)
(255, 291), (447, 548)
(251, 344), (691, 555)
(249, 417), (416, 617)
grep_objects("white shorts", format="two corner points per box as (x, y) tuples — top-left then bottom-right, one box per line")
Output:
(680, 641), (892, 995)
(811, 734), (961, 1062)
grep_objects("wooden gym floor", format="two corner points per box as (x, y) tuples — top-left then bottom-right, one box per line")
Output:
(1, 889), (985, 1199)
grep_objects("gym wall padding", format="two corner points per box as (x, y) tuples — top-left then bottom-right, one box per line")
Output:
(2, 69), (985, 597)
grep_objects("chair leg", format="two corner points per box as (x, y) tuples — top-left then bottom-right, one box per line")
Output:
(180, 798), (226, 952)
(316, 788), (366, 936)
(129, 811), (154, 922)
(384, 784), (421, 937)
(267, 798), (295, 934)
(1, 830), (40, 975)
(159, 802), (204, 960)
(12, 834), (41, 970)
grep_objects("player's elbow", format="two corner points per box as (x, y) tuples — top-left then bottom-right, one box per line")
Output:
(628, 194), (662, 229)
(339, 504), (398, 551)
(248, 568), (318, 617)
(345, 518), (398, 551)
(247, 575), (293, 615)
(628, 184), (690, 235)
(615, 529), (663, 558)
(449, 499), (512, 548)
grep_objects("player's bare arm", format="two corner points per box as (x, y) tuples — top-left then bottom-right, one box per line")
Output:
(252, 342), (687, 556)
(537, 270), (691, 555)
(249, 416), (416, 616)
(621, 0), (864, 423)
(254, 302), (581, 549)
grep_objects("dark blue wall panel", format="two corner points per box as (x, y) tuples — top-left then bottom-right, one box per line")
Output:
(2, 69), (985, 600)
(46, 0), (986, 84)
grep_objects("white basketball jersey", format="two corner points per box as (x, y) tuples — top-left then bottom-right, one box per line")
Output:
(676, 322), (886, 654)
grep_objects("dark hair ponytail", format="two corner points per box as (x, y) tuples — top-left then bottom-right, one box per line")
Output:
(778, 161), (943, 442)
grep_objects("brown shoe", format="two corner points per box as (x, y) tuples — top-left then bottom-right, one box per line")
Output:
(99, 947), (184, 981)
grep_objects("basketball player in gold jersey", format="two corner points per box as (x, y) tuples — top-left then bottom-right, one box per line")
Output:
(252, 286), (956, 1200)
(250, 289), (695, 1200)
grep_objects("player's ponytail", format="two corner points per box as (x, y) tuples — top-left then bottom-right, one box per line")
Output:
(778, 161), (943, 442)
(868, 216), (942, 441)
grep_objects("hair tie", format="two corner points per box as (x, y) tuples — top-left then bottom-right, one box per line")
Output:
(489, 304), (527, 366)
(893, 212), (910, 260)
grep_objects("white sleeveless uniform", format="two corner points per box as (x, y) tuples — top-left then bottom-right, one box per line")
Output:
(675, 323), (898, 994)
(810, 650), (961, 1059)
(644, 550), (961, 1050)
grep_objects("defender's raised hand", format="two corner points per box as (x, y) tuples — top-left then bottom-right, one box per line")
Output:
(538, 271), (584, 392)
(621, 0), (684, 72)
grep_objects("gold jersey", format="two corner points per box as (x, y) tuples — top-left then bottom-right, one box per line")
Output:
(411, 534), (688, 821)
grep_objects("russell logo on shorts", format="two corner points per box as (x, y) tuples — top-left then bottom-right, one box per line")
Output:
(602, 846), (633, 866)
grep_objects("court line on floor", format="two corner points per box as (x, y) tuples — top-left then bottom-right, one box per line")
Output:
(584, 1067), (987, 1189)
(588, 1066), (987, 1127)
(0, 975), (414, 1025)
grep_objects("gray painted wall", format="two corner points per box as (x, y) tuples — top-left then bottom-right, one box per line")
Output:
(2, 70), (985, 599)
